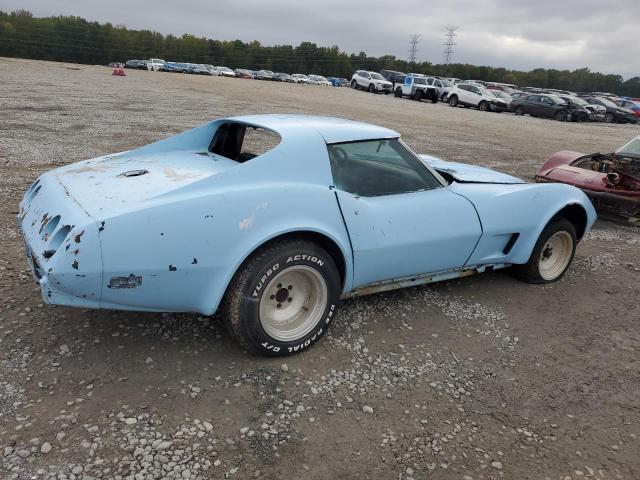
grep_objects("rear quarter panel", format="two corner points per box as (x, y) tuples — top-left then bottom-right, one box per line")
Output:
(98, 129), (353, 315)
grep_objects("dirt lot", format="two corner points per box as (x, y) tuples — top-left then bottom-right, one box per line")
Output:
(1, 57), (639, 480)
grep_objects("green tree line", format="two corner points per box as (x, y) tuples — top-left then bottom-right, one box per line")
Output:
(1, 10), (639, 96)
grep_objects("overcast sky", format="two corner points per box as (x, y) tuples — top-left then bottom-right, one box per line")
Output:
(2, 0), (638, 78)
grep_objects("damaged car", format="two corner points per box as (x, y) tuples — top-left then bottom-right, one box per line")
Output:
(536, 135), (640, 215)
(19, 115), (596, 356)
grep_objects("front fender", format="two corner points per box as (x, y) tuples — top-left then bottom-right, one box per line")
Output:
(451, 182), (596, 266)
(537, 150), (586, 177)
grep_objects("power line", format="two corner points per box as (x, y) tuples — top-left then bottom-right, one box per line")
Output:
(408, 34), (420, 63)
(443, 26), (459, 64)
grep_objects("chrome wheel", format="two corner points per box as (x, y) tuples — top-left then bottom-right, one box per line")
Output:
(538, 231), (573, 281)
(258, 265), (328, 342)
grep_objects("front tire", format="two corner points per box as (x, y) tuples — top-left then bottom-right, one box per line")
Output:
(351, 80), (358, 89)
(368, 83), (376, 93)
(223, 239), (341, 356)
(512, 219), (577, 284)
(448, 95), (458, 107)
(413, 90), (423, 102)
(478, 101), (489, 111)
(604, 112), (614, 123)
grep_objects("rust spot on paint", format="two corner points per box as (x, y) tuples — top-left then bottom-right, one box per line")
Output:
(98, 221), (105, 232)
(74, 230), (84, 243)
(72, 260), (79, 270)
(169, 265), (177, 271)
(39, 213), (49, 234)
(191, 258), (198, 264)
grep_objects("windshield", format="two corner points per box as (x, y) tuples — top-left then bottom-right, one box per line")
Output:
(414, 78), (426, 85)
(370, 72), (384, 80)
(441, 79), (453, 87)
(615, 136), (640, 158)
(317, 76), (328, 81)
(564, 96), (588, 106)
(548, 95), (566, 105)
(492, 90), (510, 99)
(596, 97), (617, 108)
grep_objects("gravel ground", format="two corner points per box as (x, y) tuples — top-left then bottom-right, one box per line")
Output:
(1, 57), (639, 480)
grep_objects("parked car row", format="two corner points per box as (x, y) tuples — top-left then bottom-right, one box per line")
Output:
(119, 59), (639, 124)
(120, 58), (339, 87)
(351, 68), (639, 124)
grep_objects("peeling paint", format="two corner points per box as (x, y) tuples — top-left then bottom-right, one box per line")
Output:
(163, 167), (201, 182)
(64, 164), (110, 175)
(71, 260), (79, 270)
(239, 203), (268, 230)
(108, 274), (142, 289)
(169, 265), (177, 271)
(191, 258), (198, 264)
(74, 230), (84, 243)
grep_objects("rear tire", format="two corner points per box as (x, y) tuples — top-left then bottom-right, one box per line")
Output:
(413, 90), (423, 102)
(223, 239), (341, 356)
(515, 106), (524, 116)
(512, 218), (577, 284)
(604, 112), (614, 123)
(394, 87), (402, 98)
(351, 80), (358, 89)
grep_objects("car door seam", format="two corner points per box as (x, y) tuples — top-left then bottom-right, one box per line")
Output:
(449, 188), (484, 266)
(331, 187), (355, 291)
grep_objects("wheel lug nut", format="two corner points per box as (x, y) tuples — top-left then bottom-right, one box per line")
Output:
(287, 297), (292, 302)
(270, 295), (275, 300)
(276, 303), (282, 308)
(287, 285), (293, 290)
(277, 283), (282, 288)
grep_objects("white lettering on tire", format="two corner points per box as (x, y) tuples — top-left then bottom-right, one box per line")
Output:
(252, 262), (280, 297)
(286, 255), (324, 266)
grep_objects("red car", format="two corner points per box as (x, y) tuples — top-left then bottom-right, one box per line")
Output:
(536, 136), (640, 212)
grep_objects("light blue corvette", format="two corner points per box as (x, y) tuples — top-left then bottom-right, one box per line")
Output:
(18, 115), (596, 355)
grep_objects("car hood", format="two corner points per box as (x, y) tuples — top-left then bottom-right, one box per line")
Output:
(419, 155), (525, 184)
(53, 150), (236, 218)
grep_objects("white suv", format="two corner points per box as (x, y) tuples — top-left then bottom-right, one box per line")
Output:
(215, 66), (236, 77)
(308, 75), (332, 86)
(447, 83), (508, 112)
(351, 70), (392, 94)
(147, 58), (165, 71)
(291, 74), (309, 84)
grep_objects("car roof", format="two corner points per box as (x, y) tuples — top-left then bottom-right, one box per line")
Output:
(224, 114), (399, 144)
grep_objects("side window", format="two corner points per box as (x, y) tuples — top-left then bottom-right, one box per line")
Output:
(458, 84), (469, 91)
(327, 139), (442, 197)
(210, 123), (281, 162)
(435, 80), (442, 87)
(526, 95), (538, 102)
(363, 72), (371, 79)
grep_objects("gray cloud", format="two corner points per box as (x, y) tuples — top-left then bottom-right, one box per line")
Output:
(2, 0), (638, 77)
